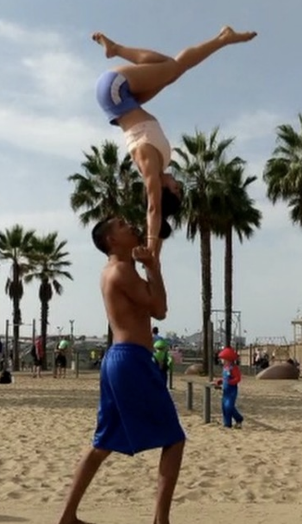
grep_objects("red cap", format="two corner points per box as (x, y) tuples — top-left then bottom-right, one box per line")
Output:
(218, 347), (238, 362)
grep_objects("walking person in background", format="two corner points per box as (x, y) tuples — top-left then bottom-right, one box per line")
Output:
(152, 326), (164, 343)
(32, 337), (44, 378)
(54, 338), (69, 379)
(153, 338), (173, 385)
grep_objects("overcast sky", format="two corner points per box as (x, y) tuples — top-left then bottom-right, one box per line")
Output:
(1, 0), (302, 343)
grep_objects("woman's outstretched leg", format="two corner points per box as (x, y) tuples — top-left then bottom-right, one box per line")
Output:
(93, 26), (257, 103)
(174, 25), (257, 71)
(92, 33), (172, 64)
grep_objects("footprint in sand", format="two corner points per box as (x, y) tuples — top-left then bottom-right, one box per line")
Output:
(173, 490), (205, 503)
(245, 490), (256, 502)
(187, 479), (213, 490)
(6, 490), (23, 500)
(200, 469), (219, 478)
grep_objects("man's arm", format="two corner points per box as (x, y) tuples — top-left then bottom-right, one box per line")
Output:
(112, 259), (167, 320)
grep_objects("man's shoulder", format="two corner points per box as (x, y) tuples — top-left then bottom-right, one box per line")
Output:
(102, 260), (138, 286)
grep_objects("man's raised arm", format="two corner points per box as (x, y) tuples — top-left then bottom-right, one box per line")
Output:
(112, 248), (167, 320)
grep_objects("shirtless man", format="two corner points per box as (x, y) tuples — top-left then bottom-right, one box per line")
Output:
(92, 26), (257, 257)
(55, 217), (185, 524)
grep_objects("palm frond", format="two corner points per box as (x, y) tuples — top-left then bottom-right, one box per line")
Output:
(264, 114), (302, 213)
(69, 140), (146, 231)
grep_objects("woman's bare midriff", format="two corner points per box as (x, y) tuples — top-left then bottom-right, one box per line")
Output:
(117, 108), (157, 132)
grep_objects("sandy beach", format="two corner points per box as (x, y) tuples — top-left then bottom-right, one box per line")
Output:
(1, 372), (302, 524)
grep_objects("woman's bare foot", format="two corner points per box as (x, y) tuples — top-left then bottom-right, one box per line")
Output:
(91, 32), (117, 58)
(219, 26), (257, 44)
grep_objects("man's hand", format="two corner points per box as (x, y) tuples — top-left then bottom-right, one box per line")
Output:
(132, 246), (159, 270)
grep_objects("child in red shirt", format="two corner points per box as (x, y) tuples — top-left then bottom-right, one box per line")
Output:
(215, 347), (243, 429)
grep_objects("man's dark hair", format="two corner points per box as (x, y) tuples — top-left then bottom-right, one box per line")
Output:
(91, 218), (115, 255)
(152, 327), (159, 335)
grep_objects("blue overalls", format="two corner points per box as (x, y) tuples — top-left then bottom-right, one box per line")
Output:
(222, 365), (244, 428)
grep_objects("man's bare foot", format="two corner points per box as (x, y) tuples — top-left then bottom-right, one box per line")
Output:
(91, 32), (117, 58)
(219, 26), (257, 44)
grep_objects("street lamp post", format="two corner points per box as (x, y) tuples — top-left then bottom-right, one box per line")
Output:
(69, 320), (77, 375)
(69, 320), (75, 342)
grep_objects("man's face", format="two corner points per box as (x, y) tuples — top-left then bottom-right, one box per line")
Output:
(110, 218), (141, 249)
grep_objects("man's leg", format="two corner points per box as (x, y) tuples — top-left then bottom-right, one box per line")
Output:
(56, 447), (110, 524)
(93, 27), (257, 103)
(153, 440), (185, 524)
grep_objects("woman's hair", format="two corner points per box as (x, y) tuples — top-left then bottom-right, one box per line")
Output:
(161, 187), (182, 218)
(159, 188), (182, 239)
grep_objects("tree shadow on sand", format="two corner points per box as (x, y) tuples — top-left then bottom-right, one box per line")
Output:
(0, 516), (29, 523)
(0, 389), (99, 410)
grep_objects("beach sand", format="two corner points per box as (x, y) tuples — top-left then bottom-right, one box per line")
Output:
(1, 371), (302, 523)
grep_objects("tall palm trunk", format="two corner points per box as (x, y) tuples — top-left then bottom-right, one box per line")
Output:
(12, 263), (21, 371)
(39, 280), (51, 370)
(200, 225), (212, 374)
(224, 225), (233, 347)
(40, 298), (49, 370)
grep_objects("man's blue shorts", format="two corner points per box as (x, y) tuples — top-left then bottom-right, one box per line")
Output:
(93, 343), (185, 456)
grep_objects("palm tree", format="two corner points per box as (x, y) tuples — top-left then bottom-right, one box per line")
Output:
(263, 114), (302, 225)
(172, 128), (234, 374)
(25, 233), (73, 368)
(69, 140), (145, 347)
(211, 161), (262, 347)
(0, 225), (35, 370)
(69, 140), (145, 227)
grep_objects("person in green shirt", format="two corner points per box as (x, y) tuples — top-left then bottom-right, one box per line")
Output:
(54, 338), (70, 378)
(153, 339), (173, 384)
